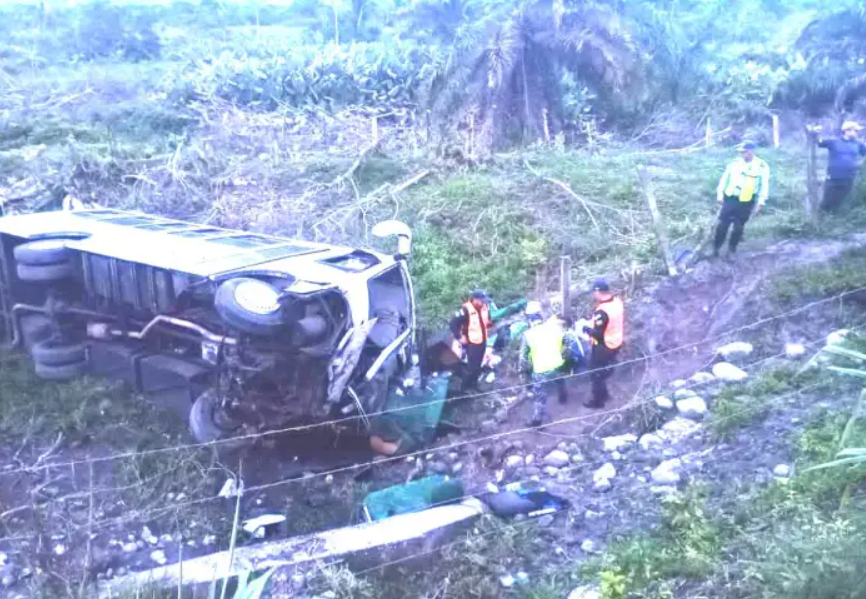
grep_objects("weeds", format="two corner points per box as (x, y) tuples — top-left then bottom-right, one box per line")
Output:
(771, 249), (866, 304)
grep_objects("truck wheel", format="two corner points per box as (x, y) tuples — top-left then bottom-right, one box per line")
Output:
(17, 262), (73, 283)
(214, 278), (284, 336)
(14, 239), (74, 266)
(20, 315), (54, 350)
(34, 360), (86, 381)
(189, 390), (244, 448)
(32, 339), (87, 366)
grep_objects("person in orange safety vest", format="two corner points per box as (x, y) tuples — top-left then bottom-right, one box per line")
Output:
(449, 289), (493, 390)
(582, 279), (624, 408)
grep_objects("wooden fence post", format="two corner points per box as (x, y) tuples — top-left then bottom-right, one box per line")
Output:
(806, 129), (819, 220)
(772, 114), (780, 148)
(637, 165), (678, 276)
(560, 255), (572, 319)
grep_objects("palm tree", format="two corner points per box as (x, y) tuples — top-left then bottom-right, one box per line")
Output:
(426, 0), (641, 154)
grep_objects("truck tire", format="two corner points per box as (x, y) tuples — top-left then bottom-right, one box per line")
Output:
(34, 360), (86, 382)
(214, 278), (284, 336)
(17, 262), (73, 283)
(189, 390), (244, 448)
(20, 315), (54, 350)
(14, 239), (74, 266)
(32, 339), (87, 366)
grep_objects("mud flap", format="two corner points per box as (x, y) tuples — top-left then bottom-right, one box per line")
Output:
(327, 318), (378, 405)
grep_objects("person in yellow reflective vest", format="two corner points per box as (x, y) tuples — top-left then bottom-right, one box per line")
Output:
(583, 279), (624, 409)
(713, 140), (770, 259)
(519, 301), (573, 427)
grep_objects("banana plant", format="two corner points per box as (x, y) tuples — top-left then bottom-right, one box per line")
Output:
(206, 567), (278, 599)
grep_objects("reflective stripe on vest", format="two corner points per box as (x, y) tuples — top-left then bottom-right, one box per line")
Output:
(524, 319), (565, 374)
(463, 302), (490, 345)
(597, 296), (624, 350)
(724, 158), (766, 203)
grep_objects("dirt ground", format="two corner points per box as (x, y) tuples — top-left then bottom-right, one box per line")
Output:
(2, 232), (866, 597)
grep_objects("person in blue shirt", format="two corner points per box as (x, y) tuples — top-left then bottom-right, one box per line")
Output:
(808, 121), (866, 212)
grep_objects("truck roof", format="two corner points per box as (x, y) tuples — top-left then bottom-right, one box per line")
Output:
(0, 209), (390, 279)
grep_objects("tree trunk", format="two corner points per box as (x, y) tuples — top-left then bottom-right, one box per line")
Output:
(806, 130), (819, 220)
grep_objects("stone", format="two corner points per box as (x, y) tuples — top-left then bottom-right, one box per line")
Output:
(571, 453), (583, 463)
(53, 544), (66, 556)
(773, 464), (791, 478)
(151, 550), (168, 565)
(452, 463), (464, 475)
(499, 574), (516, 588)
(717, 342), (754, 359)
(537, 515), (555, 527)
(639, 433), (663, 450)
(1, 568), (16, 588)
(611, 451), (624, 461)
(543, 449), (571, 468)
(585, 509), (603, 520)
(827, 330), (849, 346)
(121, 542), (138, 553)
(593, 478), (612, 493)
(670, 379), (687, 389)
(602, 434), (637, 452)
(655, 395), (674, 409)
(713, 362), (748, 382)
(785, 343), (806, 358)
(524, 454), (536, 466)
(593, 462), (616, 483)
(651, 459), (683, 485)
(580, 539), (601, 554)
(674, 388), (697, 400)
(689, 371), (716, 386)
(505, 455), (525, 469)
(524, 466), (541, 477)
(568, 586), (601, 599)
(676, 397), (708, 420)
(659, 417), (702, 444)
(543, 466), (560, 477)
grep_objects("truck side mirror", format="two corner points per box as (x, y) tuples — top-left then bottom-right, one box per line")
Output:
(372, 220), (412, 259)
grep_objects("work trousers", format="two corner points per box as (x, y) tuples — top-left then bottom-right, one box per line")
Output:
(462, 342), (486, 389)
(588, 343), (618, 407)
(531, 370), (568, 424)
(714, 196), (755, 254)
(820, 178), (855, 213)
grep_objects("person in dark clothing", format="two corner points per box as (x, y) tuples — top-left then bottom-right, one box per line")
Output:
(808, 121), (866, 212)
(713, 140), (770, 259)
(449, 289), (492, 390)
(582, 279), (624, 409)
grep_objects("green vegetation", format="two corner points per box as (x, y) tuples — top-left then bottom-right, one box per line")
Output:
(583, 486), (723, 599)
(771, 249), (866, 303)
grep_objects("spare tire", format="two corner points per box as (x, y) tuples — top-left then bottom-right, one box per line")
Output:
(14, 239), (74, 266)
(214, 278), (284, 336)
(32, 339), (87, 367)
(17, 262), (73, 283)
(189, 390), (244, 449)
(34, 360), (86, 382)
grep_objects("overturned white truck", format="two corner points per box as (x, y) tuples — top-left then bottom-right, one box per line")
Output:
(0, 208), (416, 445)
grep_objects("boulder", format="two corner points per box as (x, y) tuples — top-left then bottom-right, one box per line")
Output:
(543, 449), (571, 468)
(651, 459), (683, 485)
(717, 342), (754, 359)
(659, 417), (702, 444)
(712, 362), (748, 382)
(593, 478), (612, 493)
(580, 539), (601, 554)
(655, 396), (674, 410)
(676, 397), (708, 420)
(568, 586), (601, 599)
(773, 464), (791, 478)
(602, 434), (637, 452)
(593, 462), (616, 483)
(670, 379), (688, 390)
(505, 455), (525, 469)
(639, 433), (664, 451)
(688, 371), (716, 386)
(674, 388), (698, 400)
(525, 454), (536, 466)
(785, 343), (806, 358)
